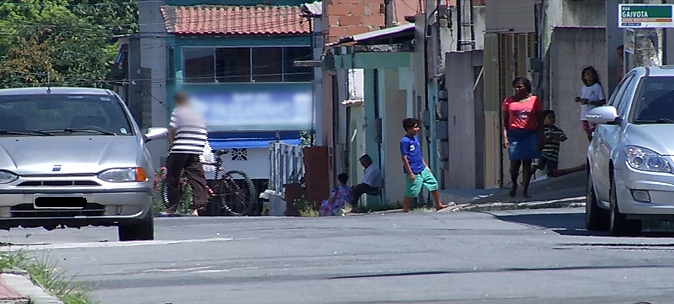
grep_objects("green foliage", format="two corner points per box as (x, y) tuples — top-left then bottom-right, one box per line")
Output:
(299, 130), (315, 147)
(153, 167), (194, 215)
(293, 196), (319, 217)
(0, 0), (138, 89)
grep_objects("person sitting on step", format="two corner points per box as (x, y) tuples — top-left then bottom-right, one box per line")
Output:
(349, 154), (382, 212)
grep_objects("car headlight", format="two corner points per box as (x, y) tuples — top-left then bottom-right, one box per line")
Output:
(624, 146), (671, 173)
(0, 171), (18, 184)
(98, 168), (148, 182)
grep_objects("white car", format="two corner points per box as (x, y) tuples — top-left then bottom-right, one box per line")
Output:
(586, 66), (674, 236)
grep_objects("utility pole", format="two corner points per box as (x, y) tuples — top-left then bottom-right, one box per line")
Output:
(384, 0), (394, 27)
(457, 0), (476, 51)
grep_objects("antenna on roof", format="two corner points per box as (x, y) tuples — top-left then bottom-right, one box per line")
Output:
(46, 72), (51, 94)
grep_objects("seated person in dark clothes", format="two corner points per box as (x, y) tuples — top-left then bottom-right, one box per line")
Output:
(350, 154), (383, 211)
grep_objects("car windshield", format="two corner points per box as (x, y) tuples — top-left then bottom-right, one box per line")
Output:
(632, 76), (674, 124)
(0, 93), (133, 136)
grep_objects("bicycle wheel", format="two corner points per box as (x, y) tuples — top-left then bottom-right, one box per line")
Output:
(160, 178), (170, 208)
(218, 170), (256, 216)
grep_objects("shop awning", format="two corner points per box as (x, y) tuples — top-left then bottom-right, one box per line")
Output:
(208, 131), (301, 150)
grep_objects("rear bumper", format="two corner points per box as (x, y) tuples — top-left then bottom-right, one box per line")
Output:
(0, 189), (152, 229)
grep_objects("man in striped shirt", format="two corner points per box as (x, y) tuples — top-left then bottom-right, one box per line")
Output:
(162, 92), (209, 217)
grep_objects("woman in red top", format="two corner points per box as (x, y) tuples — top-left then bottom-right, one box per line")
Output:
(502, 77), (544, 199)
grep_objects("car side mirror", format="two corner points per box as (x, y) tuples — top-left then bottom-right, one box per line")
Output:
(144, 127), (168, 143)
(586, 106), (619, 125)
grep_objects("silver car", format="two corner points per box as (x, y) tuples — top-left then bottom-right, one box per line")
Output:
(0, 87), (167, 241)
(586, 66), (674, 236)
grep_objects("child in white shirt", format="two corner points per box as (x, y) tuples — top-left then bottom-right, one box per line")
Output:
(575, 66), (607, 141)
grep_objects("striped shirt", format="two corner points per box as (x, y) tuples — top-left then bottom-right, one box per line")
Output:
(541, 125), (567, 163)
(169, 105), (207, 155)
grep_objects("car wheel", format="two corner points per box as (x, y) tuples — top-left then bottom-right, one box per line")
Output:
(609, 176), (641, 237)
(118, 208), (155, 242)
(585, 165), (609, 231)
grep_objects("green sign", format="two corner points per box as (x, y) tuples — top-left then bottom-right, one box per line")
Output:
(619, 4), (674, 28)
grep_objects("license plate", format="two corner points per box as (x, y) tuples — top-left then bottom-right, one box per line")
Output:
(34, 194), (87, 209)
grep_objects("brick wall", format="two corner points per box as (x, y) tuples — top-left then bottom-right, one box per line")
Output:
(323, 0), (385, 43)
(321, 0), (487, 43)
(324, 0), (428, 43)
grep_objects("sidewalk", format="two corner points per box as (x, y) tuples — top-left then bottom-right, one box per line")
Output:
(439, 171), (586, 212)
(0, 274), (29, 304)
(0, 270), (63, 304)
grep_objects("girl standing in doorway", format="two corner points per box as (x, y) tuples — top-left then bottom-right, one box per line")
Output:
(576, 66), (607, 142)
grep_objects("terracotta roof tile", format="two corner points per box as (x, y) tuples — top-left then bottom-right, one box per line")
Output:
(160, 5), (311, 35)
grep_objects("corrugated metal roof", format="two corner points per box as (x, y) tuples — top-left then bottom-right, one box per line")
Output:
(301, 1), (322, 16)
(328, 22), (415, 47)
(160, 5), (310, 35)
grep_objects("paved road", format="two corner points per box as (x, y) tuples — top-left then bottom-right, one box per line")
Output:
(1, 208), (673, 304)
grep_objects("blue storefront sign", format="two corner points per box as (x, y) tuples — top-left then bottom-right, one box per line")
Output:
(179, 84), (312, 149)
(189, 85), (312, 132)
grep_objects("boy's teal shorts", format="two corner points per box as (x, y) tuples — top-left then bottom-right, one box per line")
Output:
(405, 167), (438, 197)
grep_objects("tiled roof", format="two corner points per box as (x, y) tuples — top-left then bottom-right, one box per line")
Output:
(160, 5), (311, 35)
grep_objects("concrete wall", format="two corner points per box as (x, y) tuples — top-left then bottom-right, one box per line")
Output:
(541, 0), (606, 60)
(549, 27), (607, 169)
(541, 0), (606, 105)
(445, 50), (484, 189)
(380, 68), (407, 205)
(485, 0), (535, 33)
(347, 104), (365, 188)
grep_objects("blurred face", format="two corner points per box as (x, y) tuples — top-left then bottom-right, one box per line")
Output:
(407, 123), (419, 135)
(360, 159), (370, 168)
(513, 82), (527, 96)
(544, 113), (555, 126)
(174, 94), (189, 106)
(583, 70), (596, 84)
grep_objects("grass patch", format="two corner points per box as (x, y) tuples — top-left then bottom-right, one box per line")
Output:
(293, 197), (320, 217)
(0, 250), (93, 304)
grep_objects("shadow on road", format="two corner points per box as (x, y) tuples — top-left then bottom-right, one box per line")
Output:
(494, 212), (674, 238)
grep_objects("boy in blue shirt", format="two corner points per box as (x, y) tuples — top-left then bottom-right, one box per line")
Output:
(400, 118), (451, 212)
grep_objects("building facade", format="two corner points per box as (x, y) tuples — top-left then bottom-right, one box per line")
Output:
(158, 0), (316, 182)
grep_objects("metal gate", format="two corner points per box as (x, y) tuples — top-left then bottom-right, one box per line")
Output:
(268, 142), (305, 196)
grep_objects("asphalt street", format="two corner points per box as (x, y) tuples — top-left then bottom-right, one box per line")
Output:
(1, 208), (673, 304)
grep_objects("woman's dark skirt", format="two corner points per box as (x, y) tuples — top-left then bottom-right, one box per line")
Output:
(507, 129), (540, 161)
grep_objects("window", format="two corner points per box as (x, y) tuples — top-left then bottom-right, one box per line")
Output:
(0, 94), (134, 136)
(608, 73), (633, 107)
(284, 47), (313, 82)
(252, 47), (282, 82)
(216, 48), (250, 83)
(168, 47), (175, 85)
(183, 46), (313, 83)
(617, 74), (639, 116)
(631, 76), (674, 123)
(183, 48), (215, 83)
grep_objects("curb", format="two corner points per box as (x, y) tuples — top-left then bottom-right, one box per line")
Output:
(0, 270), (63, 304)
(447, 197), (586, 212)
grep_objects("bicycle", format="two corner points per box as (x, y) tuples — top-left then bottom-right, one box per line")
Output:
(161, 149), (257, 216)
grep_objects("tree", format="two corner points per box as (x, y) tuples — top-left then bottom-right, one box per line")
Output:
(0, 0), (138, 88)
(70, 0), (138, 37)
